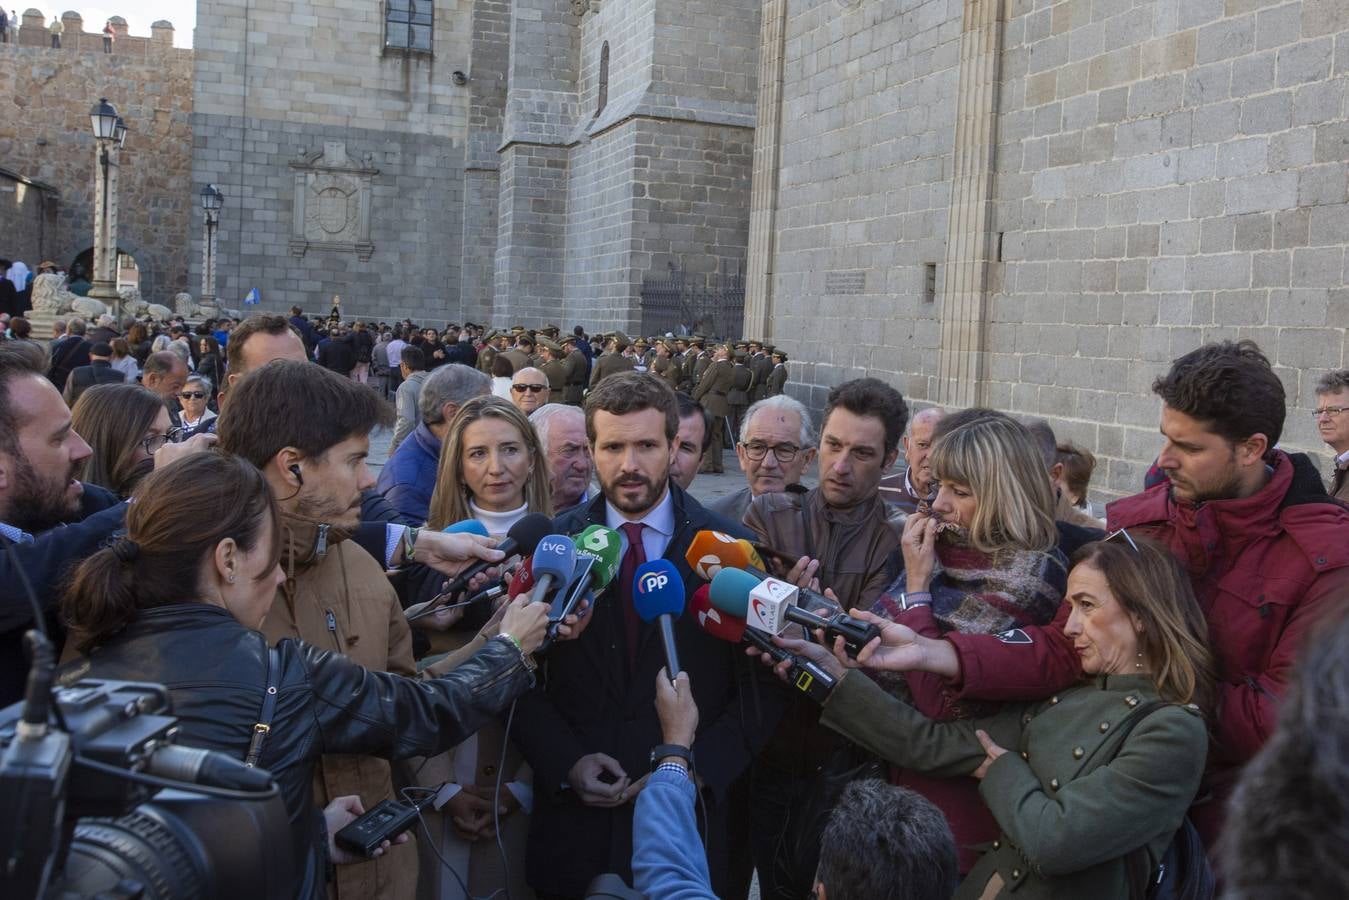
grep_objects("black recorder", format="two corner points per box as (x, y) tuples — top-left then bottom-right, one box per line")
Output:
(336, 795), (435, 858)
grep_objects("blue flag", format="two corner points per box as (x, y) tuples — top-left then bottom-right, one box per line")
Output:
(244, 287), (260, 305)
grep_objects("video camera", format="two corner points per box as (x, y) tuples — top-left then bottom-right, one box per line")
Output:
(0, 634), (294, 900)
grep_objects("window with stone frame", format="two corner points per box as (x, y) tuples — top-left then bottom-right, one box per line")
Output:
(385, 0), (432, 52)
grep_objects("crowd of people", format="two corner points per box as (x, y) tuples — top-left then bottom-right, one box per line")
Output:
(1, 303), (1346, 900)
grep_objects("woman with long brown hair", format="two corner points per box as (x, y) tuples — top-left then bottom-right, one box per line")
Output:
(426, 394), (553, 534)
(71, 382), (175, 497)
(60, 451), (548, 900)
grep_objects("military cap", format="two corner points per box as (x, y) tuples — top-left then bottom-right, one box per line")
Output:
(510, 324), (526, 333)
(612, 330), (631, 350)
(517, 333), (536, 347)
(484, 329), (499, 341)
(734, 350), (748, 361)
(659, 339), (677, 354)
(542, 323), (560, 334)
(560, 333), (579, 345)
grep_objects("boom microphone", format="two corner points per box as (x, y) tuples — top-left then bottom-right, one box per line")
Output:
(632, 559), (685, 681)
(435, 512), (552, 599)
(708, 568), (880, 658)
(689, 587), (836, 702)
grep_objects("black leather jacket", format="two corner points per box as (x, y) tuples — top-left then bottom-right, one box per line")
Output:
(68, 604), (535, 900)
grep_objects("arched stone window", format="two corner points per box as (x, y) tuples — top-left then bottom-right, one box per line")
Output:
(596, 42), (609, 117)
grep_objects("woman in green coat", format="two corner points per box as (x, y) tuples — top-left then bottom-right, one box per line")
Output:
(769, 534), (1216, 900)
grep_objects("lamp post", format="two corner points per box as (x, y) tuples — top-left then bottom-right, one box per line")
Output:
(199, 184), (223, 308)
(88, 98), (125, 320)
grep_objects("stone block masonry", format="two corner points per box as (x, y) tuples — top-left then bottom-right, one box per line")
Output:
(0, 14), (193, 303)
(755, 0), (1349, 502)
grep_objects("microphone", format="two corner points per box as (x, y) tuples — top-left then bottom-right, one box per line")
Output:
(689, 586), (836, 702)
(442, 519), (491, 537)
(145, 744), (274, 792)
(529, 534), (578, 605)
(707, 568), (880, 659)
(632, 559), (685, 681)
(507, 558), (534, 599)
(538, 525), (622, 650)
(684, 530), (765, 581)
(434, 512), (552, 599)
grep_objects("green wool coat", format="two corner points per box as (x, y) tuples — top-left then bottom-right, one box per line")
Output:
(820, 670), (1207, 900)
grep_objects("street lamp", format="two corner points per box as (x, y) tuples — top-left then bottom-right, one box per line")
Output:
(87, 98), (126, 319)
(199, 184), (224, 307)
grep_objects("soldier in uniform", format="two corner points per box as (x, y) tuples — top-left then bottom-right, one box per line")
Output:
(728, 350), (755, 442)
(500, 333), (533, 374)
(690, 336), (713, 387)
(749, 341), (774, 403)
(692, 343), (734, 473)
(476, 329), (499, 375)
(561, 334), (588, 405)
(588, 331), (636, 387)
(539, 337), (568, 399)
(768, 349), (788, 396)
(651, 339), (682, 393)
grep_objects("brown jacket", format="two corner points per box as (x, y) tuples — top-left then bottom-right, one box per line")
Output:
(692, 358), (734, 417)
(652, 355), (681, 393)
(589, 351), (635, 387)
(1331, 462), (1349, 502)
(262, 515), (418, 900)
(743, 487), (899, 611)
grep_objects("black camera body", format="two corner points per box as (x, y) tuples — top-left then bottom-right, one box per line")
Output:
(0, 676), (295, 900)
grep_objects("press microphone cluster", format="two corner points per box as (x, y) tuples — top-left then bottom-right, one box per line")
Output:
(689, 587), (835, 702)
(684, 530), (880, 658)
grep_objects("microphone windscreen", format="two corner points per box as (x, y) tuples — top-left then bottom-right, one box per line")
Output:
(708, 567), (760, 619)
(441, 519), (491, 537)
(508, 558), (535, 598)
(532, 534), (578, 583)
(684, 530), (758, 581)
(632, 559), (686, 622)
(507, 513), (554, 556)
(737, 539), (767, 570)
(573, 524), (621, 588)
(690, 585), (747, 643)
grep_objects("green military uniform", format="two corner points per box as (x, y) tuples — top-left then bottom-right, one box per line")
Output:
(691, 351), (734, 473)
(500, 346), (531, 374)
(477, 341), (498, 375)
(652, 341), (682, 393)
(727, 353), (754, 441)
(750, 349), (774, 402)
(539, 338), (567, 398)
(767, 356), (788, 397)
(821, 671), (1206, 900)
(562, 340), (588, 405)
(691, 348), (713, 386)
(589, 349), (636, 387)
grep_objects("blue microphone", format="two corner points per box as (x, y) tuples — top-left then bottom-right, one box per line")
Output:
(529, 534), (577, 605)
(633, 559), (685, 681)
(441, 519), (491, 537)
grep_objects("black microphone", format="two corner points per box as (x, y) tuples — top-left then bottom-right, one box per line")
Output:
(145, 744), (274, 792)
(432, 513), (552, 599)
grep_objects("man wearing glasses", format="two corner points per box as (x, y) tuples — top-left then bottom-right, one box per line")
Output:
(1314, 369), (1349, 501)
(509, 367), (551, 415)
(708, 394), (817, 525)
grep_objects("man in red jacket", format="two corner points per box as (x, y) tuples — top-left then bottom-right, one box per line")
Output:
(914, 340), (1349, 857)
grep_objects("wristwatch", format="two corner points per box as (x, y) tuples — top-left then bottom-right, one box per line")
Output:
(649, 743), (693, 771)
(899, 591), (932, 611)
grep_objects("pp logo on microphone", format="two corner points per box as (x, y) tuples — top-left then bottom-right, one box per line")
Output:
(638, 572), (670, 594)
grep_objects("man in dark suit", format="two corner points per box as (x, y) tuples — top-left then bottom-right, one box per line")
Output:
(511, 371), (783, 898)
(62, 342), (126, 405)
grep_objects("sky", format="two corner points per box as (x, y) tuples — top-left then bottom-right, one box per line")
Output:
(53, 1), (197, 47)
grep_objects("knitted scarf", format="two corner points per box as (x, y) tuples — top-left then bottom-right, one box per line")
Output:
(872, 527), (1067, 637)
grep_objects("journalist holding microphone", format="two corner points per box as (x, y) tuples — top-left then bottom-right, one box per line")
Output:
(765, 535), (1214, 900)
(58, 451), (550, 900)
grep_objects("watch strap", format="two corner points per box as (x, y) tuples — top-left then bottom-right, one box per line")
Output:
(650, 743), (693, 771)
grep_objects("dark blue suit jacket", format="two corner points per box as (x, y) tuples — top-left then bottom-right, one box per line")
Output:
(510, 482), (785, 896)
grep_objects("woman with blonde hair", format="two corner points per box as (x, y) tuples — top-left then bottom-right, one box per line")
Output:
(775, 534), (1215, 899)
(867, 409), (1068, 872)
(427, 394), (552, 535)
(71, 382), (176, 498)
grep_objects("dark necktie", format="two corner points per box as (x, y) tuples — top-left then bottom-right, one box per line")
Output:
(618, 522), (647, 671)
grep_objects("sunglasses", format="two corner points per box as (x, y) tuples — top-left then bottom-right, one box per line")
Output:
(511, 384), (548, 394)
(179, 391), (207, 400)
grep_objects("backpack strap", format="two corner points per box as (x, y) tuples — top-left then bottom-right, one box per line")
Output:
(244, 646), (282, 768)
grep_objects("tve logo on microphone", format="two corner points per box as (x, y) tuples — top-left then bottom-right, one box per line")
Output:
(538, 539), (571, 555)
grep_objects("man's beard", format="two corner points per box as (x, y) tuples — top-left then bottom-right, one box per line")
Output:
(604, 471), (665, 515)
(293, 487), (361, 527)
(6, 450), (82, 532)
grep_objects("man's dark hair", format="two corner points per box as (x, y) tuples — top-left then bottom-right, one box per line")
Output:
(0, 340), (49, 455)
(216, 359), (393, 467)
(816, 780), (957, 900)
(400, 346), (426, 371)
(573, 325), (585, 337)
(1222, 609), (1349, 899)
(290, 305), (303, 316)
(227, 314), (303, 374)
(585, 372), (678, 443)
(1153, 340), (1284, 447)
(823, 377), (909, 456)
(676, 392), (712, 452)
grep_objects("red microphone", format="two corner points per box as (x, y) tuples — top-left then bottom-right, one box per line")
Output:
(508, 558), (535, 599)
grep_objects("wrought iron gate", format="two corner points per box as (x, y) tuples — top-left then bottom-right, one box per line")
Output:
(639, 262), (745, 339)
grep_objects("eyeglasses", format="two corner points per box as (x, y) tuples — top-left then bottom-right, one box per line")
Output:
(140, 427), (184, 455)
(740, 441), (802, 463)
(1103, 527), (1139, 553)
(179, 391), (207, 400)
(512, 384), (548, 394)
(1312, 406), (1346, 418)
